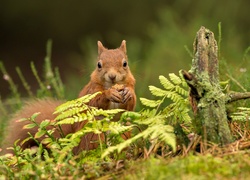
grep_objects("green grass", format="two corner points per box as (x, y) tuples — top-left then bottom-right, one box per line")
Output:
(123, 152), (250, 180)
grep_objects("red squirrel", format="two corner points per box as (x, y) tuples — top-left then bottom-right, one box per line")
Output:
(2, 40), (136, 154)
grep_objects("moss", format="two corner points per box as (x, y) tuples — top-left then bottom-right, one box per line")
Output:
(187, 27), (233, 144)
(124, 153), (250, 179)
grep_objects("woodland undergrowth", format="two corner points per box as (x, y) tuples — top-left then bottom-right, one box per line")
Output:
(0, 30), (250, 179)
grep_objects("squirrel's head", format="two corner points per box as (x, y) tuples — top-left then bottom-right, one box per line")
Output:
(92, 40), (133, 88)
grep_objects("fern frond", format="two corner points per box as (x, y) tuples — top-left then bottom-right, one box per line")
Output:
(149, 86), (168, 97)
(165, 91), (183, 103)
(179, 70), (189, 88)
(54, 92), (104, 125)
(230, 115), (243, 121)
(175, 85), (189, 96)
(101, 131), (145, 158)
(55, 106), (88, 121)
(91, 108), (124, 117)
(108, 122), (133, 134)
(231, 107), (250, 122)
(56, 115), (88, 125)
(101, 119), (176, 158)
(120, 111), (142, 121)
(150, 124), (176, 148)
(134, 114), (165, 126)
(141, 73), (191, 125)
(237, 107), (250, 112)
(54, 92), (101, 114)
(169, 73), (182, 85)
(175, 107), (192, 123)
(159, 75), (175, 90)
(140, 98), (162, 108)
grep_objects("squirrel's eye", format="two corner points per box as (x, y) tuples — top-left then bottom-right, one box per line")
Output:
(97, 61), (102, 69)
(123, 60), (127, 68)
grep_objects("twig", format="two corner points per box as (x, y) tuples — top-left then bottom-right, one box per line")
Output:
(227, 92), (250, 103)
(226, 73), (247, 92)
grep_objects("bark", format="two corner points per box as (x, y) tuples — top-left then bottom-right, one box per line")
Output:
(182, 26), (233, 145)
(227, 92), (250, 103)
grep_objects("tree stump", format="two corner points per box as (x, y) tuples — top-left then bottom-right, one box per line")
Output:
(182, 26), (233, 145)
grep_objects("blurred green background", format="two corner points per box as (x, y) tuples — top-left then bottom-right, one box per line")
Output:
(0, 0), (249, 103)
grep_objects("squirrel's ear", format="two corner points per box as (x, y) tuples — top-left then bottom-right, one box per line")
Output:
(97, 41), (106, 55)
(119, 40), (127, 54)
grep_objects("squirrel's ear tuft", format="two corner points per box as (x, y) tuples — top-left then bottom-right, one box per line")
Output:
(97, 41), (106, 55)
(119, 40), (127, 54)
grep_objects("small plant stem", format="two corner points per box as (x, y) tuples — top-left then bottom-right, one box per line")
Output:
(15, 66), (34, 97)
(58, 124), (66, 138)
(27, 132), (40, 146)
(31, 61), (46, 92)
(44, 40), (65, 98)
(55, 67), (65, 98)
(226, 73), (247, 92)
(0, 61), (21, 107)
(218, 22), (222, 60)
(184, 45), (193, 58)
(98, 133), (103, 153)
(0, 96), (7, 116)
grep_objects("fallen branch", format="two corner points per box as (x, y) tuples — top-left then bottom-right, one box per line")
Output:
(227, 92), (250, 103)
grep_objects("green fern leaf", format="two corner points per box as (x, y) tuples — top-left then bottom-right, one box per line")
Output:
(80, 92), (102, 103)
(179, 70), (188, 87)
(23, 123), (37, 129)
(91, 108), (124, 117)
(21, 137), (32, 146)
(56, 117), (75, 124)
(35, 130), (46, 139)
(56, 114), (88, 124)
(101, 131), (145, 158)
(176, 109), (192, 123)
(159, 75), (174, 90)
(231, 107), (250, 122)
(169, 73), (182, 85)
(120, 111), (142, 121)
(145, 109), (157, 117)
(55, 106), (88, 121)
(31, 112), (41, 120)
(16, 117), (28, 122)
(134, 115), (165, 126)
(41, 137), (53, 146)
(149, 85), (168, 97)
(140, 98), (161, 108)
(175, 85), (189, 96)
(108, 122), (132, 134)
(237, 107), (250, 113)
(39, 119), (51, 128)
(54, 92), (101, 114)
(164, 91), (183, 103)
(157, 128), (176, 150)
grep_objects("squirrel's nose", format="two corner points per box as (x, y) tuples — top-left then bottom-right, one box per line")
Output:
(108, 74), (116, 81)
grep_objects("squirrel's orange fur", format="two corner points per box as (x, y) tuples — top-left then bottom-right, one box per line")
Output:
(2, 40), (136, 154)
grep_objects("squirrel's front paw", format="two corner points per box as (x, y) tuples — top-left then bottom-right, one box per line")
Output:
(108, 84), (132, 104)
(113, 85), (132, 104)
(106, 88), (123, 103)
(120, 87), (132, 103)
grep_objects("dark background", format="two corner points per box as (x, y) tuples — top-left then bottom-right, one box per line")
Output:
(0, 0), (249, 100)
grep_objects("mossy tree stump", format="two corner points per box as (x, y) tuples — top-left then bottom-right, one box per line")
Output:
(182, 26), (233, 145)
